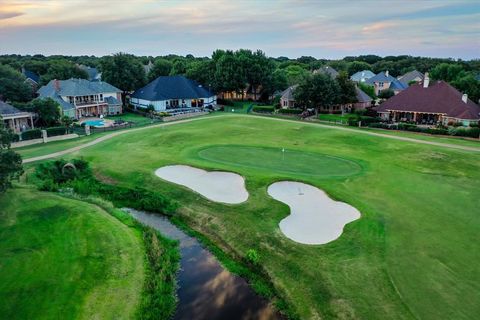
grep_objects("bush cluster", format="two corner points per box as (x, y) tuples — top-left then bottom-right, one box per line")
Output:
(21, 129), (42, 140)
(217, 98), (234, 106)
(46, 126), (69, 137)
(367, 122), (480, 137)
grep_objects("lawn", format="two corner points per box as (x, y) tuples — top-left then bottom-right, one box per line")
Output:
(318, 113), (357, 122)
(106, 112), (154, 125)
(0, 187), (145, 320)
(52, 115), (480, 319)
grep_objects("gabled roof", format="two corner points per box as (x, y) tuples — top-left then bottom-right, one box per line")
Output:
(375, 81), (480, 120)
(0, 101), (22, 115)
(355, 87), (372, 103)
(350, 70), (375, 82)
(38, 78), (121, 97)
(280, 85), (297, 101)
(366, 71), (407, 91)
(22, 69), (40, 84)
(104, 96), (120, 105)
(79, 65), (101, 81)
(313, 66), (339, 78)
(398, 70), (424, 86)
(131, 75), (214, 101)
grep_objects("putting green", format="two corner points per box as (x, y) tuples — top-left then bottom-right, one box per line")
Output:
(197, 145), (362, 177)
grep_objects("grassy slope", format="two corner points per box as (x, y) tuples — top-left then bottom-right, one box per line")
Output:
(64, 115), (480, 319)
(0, 188), (145, 320)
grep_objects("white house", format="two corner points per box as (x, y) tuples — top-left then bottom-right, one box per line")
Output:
(130, 75), (216, 112)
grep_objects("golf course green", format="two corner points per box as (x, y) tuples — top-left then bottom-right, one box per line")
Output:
(18, 114), (480, 319)
(0, 188), (145, 320)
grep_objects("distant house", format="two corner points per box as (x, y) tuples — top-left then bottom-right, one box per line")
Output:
(79, 65), (102, 82)
(130, 75), (216, 112)
(353, 87), (373, 110)
(313, 66), (339, 78)
(375, 75), (480, 126)
(37, 78), (122, 119)
(350, 70), (375, 83)
(0, 101), (35, 133)
(280, 85), (297, 108)
(143, 61), (154, 75)
(22, 68), (40, 90)
(366, 71), (407, 95)
(398, 70), (424, 86)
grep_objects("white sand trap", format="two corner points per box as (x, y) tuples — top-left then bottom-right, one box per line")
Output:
(155, 165), (249, 204)
(268, 181), (360, 245)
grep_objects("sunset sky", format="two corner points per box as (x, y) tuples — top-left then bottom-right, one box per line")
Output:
(0, 0), (479, 59)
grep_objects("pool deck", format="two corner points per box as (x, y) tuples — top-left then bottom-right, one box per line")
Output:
(79, 117), (114, 127)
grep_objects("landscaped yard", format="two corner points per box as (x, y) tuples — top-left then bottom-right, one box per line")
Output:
(0, 187), (145, 319)
(106, 112), (154, 125)
(35, 114), (479, 319)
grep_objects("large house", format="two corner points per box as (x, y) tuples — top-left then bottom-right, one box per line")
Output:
(353, 87), (373, 110)
(130, 75), (216, 112)
(313, 66), (339, 78)
(366, 71), (408, 95)
(375, 76), (480, 126)
(22, 68), (40, 91)
(350, 70), (375, 83)
(0, 101), (35, 133)
(37, 78), (122, 119)
(280, 85), (297, 108)
(397, 70), (424, 86)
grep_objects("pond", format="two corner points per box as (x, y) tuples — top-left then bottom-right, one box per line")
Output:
(125, 208), (282, 320)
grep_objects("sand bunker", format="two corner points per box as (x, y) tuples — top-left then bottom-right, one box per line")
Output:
(268, 181), (360, 245)
(155, 165), (249, 204)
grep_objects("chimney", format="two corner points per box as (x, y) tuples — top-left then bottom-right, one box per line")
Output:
(462, 94), (468, 103)
(54, 79), (60, 92)
(385, 70), (389, 77)
(423, 72), (429, 88)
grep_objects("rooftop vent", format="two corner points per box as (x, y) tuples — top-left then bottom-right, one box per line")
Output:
(462, 94), (468, 103)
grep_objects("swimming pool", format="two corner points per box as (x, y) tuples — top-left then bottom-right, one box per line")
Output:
(83, 120), (105, 127)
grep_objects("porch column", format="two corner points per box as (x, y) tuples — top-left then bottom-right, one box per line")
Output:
(30, 115), (34, 129)
(413, 112), (417, 122)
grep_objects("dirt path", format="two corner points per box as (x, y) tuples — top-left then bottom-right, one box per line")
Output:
(22, 114), (480, 164)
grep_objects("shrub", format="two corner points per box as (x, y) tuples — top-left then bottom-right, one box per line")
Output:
(35, 158), (91, 184)
(11, 133), (20, 142)
(38, 179), (59, 192)
(252, 106), (274, 113)
(245, 249), (260, 265)
(46, 126), (68, 137)
(278, 108), (303, 115)
(21, 128), (42, 140)
(217, 98), (234, 106)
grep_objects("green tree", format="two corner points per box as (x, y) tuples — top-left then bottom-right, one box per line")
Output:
(30, 98), (61, 127)
(100, 53), (146, 97)
(347, 61), (372, 76)
(213, 51), (246, 94)
(236, 49), (275, 100)
(430, 63), (465, 82)
(294, 73), (340, 113)
(378, 89), (395, 99)
(358, 82), (376, 99)
(451, 73), (480, 103)
(284, 65), (309, 86)
(170, 59), (187, 75)
(0, 64), (32, 102)
(185, 60), (213, 86)
(40, 60), (88, 85)
(336, 71), (357, 104)
(148, 59), (172, 81)
(0, 117), (23, 193)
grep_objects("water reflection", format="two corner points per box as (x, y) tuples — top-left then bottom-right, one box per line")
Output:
(125, 209), (282, 320)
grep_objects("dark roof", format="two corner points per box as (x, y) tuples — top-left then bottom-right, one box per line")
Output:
(131, 75), (215, 101)
(104, 96), (120, 105)
(398, 70), (424, 86)
(280, 85), (297, 100)
(375, 81), (480, 120)
(79, 65), (101, 81)
(313, 66), (339, 78)
(38, 78), (121, 97)
(22, 69), (40, 83)
(355, 87), (372, 103)
(367, 71), (407, 90)
(0, 101), (22, 115)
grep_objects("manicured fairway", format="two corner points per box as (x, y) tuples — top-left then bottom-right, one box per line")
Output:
(0, 188), (145, 320)
(198, 145), (362, 178)
(24, 115), (480, 319)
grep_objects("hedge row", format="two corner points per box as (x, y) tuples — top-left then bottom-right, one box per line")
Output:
(278, 108), (302, 115)
(368, 122), (480, 137)
(252, 106), (274, 113)
(21, 129), (42, 140)
(46, 126), (69, 137)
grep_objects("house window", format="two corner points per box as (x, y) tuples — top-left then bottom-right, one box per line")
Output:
(100, 94), (103, 100)
(379, 82), (384, 88)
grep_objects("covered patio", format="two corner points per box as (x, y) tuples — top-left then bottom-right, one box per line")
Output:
(388, 110), (446, 125)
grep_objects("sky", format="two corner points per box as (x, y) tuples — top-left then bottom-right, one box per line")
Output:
(0, 0), (479, 59)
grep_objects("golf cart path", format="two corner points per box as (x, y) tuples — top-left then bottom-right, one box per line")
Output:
(23, 114), (480, 163)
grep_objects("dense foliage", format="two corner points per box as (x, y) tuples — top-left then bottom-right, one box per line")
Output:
(0, 64), (32, 102)
(294, 73), (340, 111)
(100, 53), (146, 93)
(0, 117), (23, 193)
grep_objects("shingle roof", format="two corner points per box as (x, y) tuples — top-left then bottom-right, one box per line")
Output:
(131, 75), (214, 101)
(0, 101), (23, 115)
(366, 71), (407, 91)
(38, 78), (121, 97)
(104, 96), (120, 105)
(280, 85), (297, 100)
(22, 69), (40, 83)
(398, 70), (424, 86)
(355, 87), (372, 103)
(375, 81), (480, 120)
(79, 65), (101, 81)
(313, 66), (339, 78)
(350, 70), (375, 82)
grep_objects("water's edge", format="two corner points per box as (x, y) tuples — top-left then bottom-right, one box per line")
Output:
(125, 208), (282, 320)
